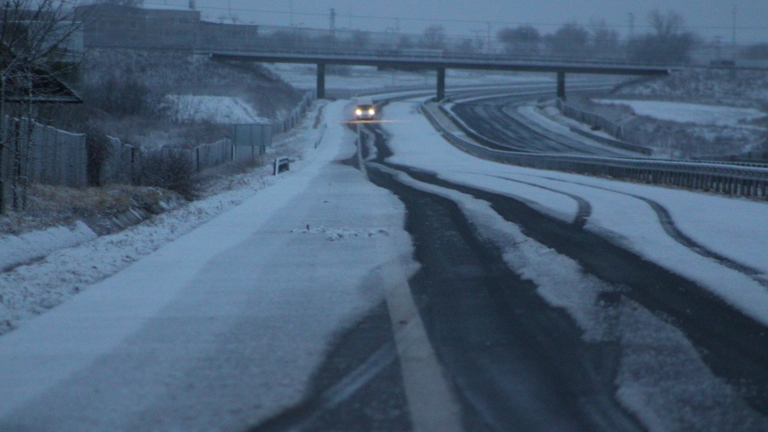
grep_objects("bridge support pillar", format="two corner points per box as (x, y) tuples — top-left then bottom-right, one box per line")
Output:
(557, 71), (566, 100)
(316, 63), (326, 99)
(436, 67), (446, 101)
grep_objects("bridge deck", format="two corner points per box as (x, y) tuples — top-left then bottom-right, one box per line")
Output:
(207, 51), (671, 76)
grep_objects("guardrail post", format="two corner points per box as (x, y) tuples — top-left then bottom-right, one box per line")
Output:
(316, 63), (326, 99)
(436, 67), (446, 101)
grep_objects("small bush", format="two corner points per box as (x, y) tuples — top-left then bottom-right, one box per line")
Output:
(743, 43), (768, 60)
(83, 125), (112, 186)
(137, 149), (200, 200)
(83, 75), (158, 117)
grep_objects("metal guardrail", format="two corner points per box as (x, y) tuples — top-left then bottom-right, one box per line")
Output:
(421, 104), (768, 199)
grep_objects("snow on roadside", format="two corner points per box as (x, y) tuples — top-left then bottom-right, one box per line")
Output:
(0, 222), (97, 272)
(160, 95), (270, 124)
(593, 99), (767, 127)
(0, 102), (326, 335)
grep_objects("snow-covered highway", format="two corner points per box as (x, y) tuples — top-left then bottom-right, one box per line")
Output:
(1, 88), (768, 431)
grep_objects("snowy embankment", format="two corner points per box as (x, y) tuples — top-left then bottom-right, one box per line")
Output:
(0, 223), (97, 273)
(593, 99), (767, 127)
(380, 100), (768, 430)
(160, 95), (270, 124)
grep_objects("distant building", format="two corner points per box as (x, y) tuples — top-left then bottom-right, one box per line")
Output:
(74, 3), (201, 49)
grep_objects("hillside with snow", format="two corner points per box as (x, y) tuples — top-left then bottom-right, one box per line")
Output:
(564, 69), (768, 159)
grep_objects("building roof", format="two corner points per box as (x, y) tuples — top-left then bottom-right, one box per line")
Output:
(75, 3), (201, 19)
(0, 46), (82, 104)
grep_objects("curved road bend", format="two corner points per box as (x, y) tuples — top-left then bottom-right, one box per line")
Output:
(449, 93), (635, 156)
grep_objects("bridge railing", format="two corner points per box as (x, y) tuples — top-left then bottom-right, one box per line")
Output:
(421, 103), (768, 199)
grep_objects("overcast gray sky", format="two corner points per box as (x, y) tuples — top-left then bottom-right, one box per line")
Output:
(152, 0), (767, 43)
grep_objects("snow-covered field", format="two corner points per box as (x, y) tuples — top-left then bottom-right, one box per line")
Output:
(599, 69), (768, 158)
(593, 99), (767, 127)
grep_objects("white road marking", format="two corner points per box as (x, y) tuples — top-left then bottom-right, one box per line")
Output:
(380, 257), (464, 432)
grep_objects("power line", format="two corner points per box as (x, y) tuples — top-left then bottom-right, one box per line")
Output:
(142, 2), (768, 32)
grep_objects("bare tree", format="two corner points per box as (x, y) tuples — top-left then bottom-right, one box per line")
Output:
(743, 43), (768, 60)
(421, 25), (445, 50)
(627, 9), (698, 65)
(590, 19), (620, 58)
(649, 9), (685, 37)
(0, 0), (81, 212)
(351, 30), (370, 50)
(397, 34), (414, 50)
(497, 25), (540, 56)
(548, 22), (589, 58)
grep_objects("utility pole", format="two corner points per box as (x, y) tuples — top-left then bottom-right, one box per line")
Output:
(486, 22), (492, 54)
(628, 12), (635, 39)
(290, 0), (294, 26)
(330, 8), (336, 38)
(732, 3), (737, 48)
(714, 35), (723, 60)
(471, 29), (484, 52)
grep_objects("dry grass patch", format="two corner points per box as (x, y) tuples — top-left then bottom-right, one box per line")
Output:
(0, 185), (183, 236)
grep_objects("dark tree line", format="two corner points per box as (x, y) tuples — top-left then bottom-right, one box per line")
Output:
(496, 10), (699, 64)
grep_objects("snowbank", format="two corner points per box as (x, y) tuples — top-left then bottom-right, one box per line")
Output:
(160, 95), (270, 124)
(0, 222), (97, 272)
(593, 99), (766, 127)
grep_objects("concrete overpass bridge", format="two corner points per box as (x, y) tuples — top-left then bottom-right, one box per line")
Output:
(206, 50), (671, 101)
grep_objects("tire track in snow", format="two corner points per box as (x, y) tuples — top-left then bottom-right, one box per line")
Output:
(366, 163), (645, 432)
(484, 174), (592, 228)
(378, 163), (768, 417)
(512, 173), (768, 288)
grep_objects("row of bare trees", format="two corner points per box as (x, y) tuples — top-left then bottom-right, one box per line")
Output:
(272, 9), (700, 63)
(0, 0), (82, 213)
(496, 10), (698, 64)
